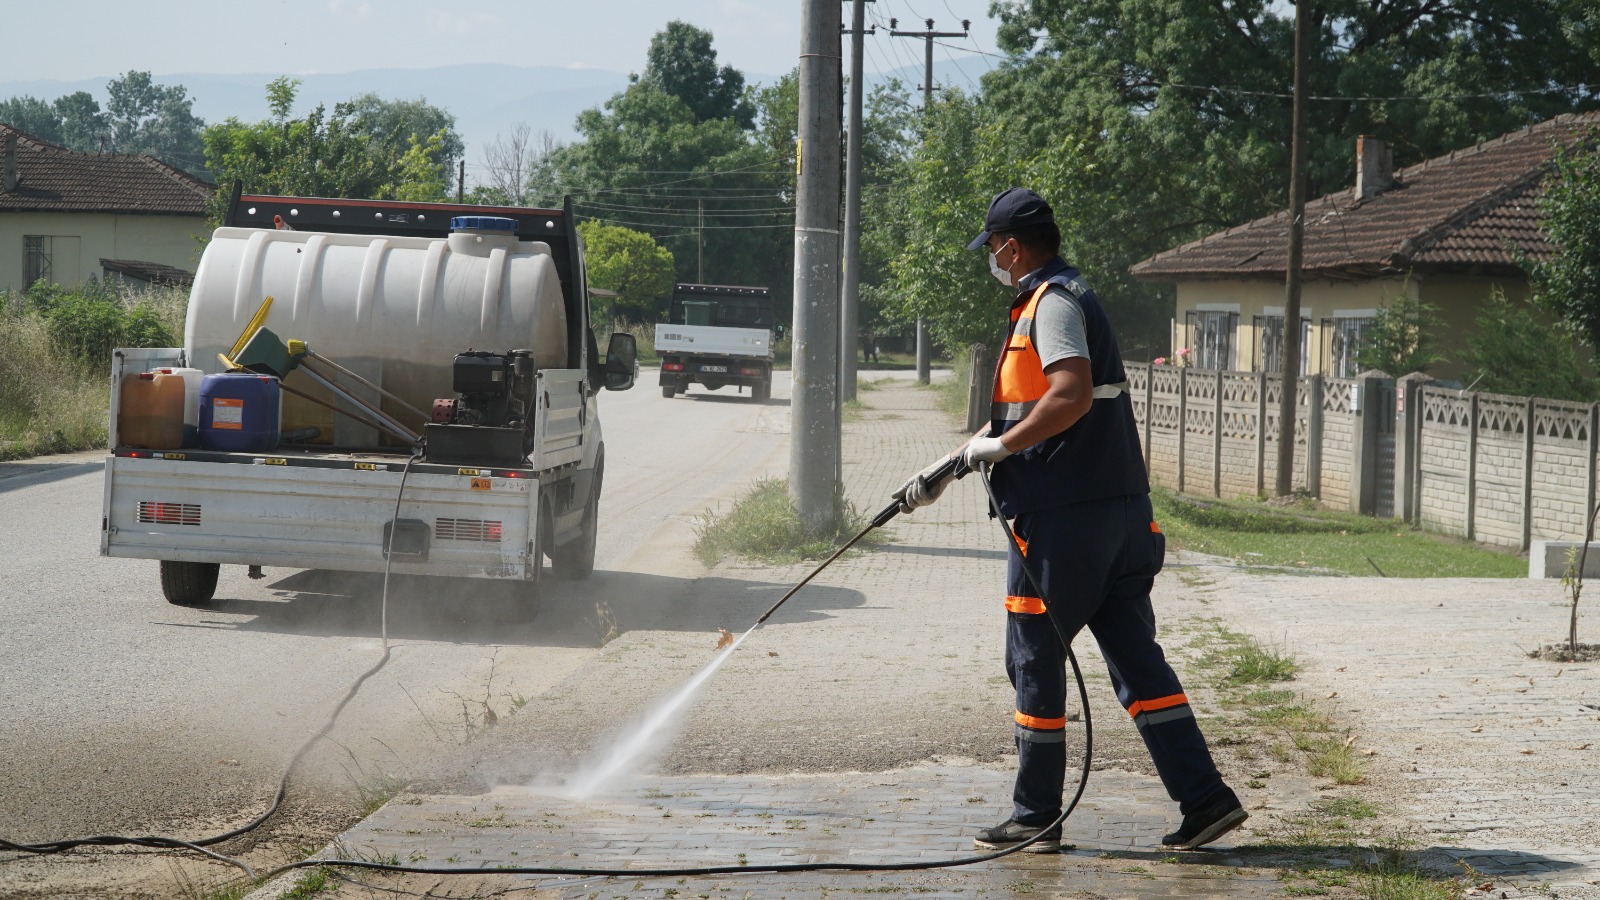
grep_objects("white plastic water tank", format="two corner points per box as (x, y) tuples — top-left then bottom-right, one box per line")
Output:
(185, 221), (570, 447)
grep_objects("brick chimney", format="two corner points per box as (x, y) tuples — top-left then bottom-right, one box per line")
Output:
(1356, 135), (1393, 200)
(3, 134), (17, 193)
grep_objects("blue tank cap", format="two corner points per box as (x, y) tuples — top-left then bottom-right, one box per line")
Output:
(450, 216), (519, 234)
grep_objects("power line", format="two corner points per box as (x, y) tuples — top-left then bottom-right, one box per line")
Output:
(573, 213), (794, 230)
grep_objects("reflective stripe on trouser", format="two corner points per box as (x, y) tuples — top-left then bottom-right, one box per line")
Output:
(1004, 493), (1226, 824)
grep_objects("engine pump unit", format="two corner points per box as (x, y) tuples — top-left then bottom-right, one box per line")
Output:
(425, 350), (538, 466)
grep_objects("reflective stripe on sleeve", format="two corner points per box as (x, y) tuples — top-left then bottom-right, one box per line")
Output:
(1005, 595), (1045, 614)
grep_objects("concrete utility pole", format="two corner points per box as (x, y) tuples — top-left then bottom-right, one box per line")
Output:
(1275, 0), (1311, 497)
(840, 0), (874, 404)
(892, 16), (969, 385)
(792, 0), (844, 529)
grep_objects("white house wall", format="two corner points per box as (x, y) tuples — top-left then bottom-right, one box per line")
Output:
(0, 212), (205, 292)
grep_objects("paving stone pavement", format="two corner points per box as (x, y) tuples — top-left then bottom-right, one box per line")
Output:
(269, 375), (1599, 899)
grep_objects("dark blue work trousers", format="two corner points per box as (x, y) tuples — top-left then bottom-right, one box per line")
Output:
(1004, 492), (1225, 826)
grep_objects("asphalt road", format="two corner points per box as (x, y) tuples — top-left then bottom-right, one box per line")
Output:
(0, 368), (793, 897)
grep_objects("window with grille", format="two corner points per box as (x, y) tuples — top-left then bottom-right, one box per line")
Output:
(1254, 314), (1311, 375)
(23, 236), (51, 287)
(1327, 316), (1374, 378)
(1184, 310), (1238, 369)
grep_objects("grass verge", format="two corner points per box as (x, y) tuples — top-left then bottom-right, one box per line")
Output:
(1152, 489), (1524, 578)
(693, 477), (876, 565)
(0, 311), (110, 461)
(1188, 625), (1466, 899)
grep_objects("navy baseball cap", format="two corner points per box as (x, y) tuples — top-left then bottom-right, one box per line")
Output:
(967, 187), (1055, 250)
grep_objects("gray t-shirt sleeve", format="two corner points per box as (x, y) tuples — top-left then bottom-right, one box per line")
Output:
(1032, 287), (1090, 369)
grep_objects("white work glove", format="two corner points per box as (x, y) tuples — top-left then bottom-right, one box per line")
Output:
(960, 435), (1014, 468)
(892, 456), (958, 514)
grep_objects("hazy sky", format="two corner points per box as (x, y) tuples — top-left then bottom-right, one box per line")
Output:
(7, 0), (1005, 85)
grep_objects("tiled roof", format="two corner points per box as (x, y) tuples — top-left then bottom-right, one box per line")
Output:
(0, 124), (211, 215)
(100, 258), (196, 287)
(1130, 111), (1600, 282)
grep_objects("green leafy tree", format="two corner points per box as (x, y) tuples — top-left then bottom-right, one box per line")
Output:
(0, 96), (65, 143)
(202, 78), (452, 222)
(885, 89), (1104, 351)
(577, 220), (676, 323)
(1530, 130), (1600, 349)
(1354, 291), (1443, 376)
(1461, 287), (1595, 399)
(53, 91), (111, 151)
(639, 21), (755, 127)
(980, 0), (1600, 351)
(104, 71), (205, 169)
(346, 93), (465, 174)
(532, 26), (792, 315)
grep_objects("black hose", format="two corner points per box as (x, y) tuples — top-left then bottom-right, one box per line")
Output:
(3, 460), (1097, 887)
(253, 461), (1094, 882)
(0, 452), (425, 874)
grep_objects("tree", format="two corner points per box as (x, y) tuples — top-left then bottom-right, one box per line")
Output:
(532, 27), (792, 314)
(577, 220), (676, 323)
(1354, 290), (1443, 376)
(475, 124), (560, 206)
(1530, 130), (1600, 349)
(639, 21), (755, 127)
(104, 71), (205, 169)
(883, 88), (1103, 351)
(979, 0), (1600, 350)
(0, 96), (65, 143)
(346, 93), (464, 174)
(1461, 287), (1595, 400)
(53, 92), (110, 151)
(202, 78), (451, 223)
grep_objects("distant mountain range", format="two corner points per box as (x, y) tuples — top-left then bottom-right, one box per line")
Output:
(0, 58), (992, 178)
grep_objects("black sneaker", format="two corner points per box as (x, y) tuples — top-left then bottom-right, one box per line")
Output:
(973, 818), (1064, 853)
(1162, 788), (1248, 850)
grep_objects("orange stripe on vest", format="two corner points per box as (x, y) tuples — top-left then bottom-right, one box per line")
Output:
(993, 283), (1052, 405)
(1014, 710), (1067, 730)
(1126, 693), (1189, 718)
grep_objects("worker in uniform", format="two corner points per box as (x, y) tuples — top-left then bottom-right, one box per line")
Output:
(893, 188), (1246, 853)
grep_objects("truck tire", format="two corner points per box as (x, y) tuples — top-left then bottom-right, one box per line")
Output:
(553, 460), (601, 580)
(160, 560), (220, 606)
(754, 379), (771, 402)
(662, 384), (676, 398)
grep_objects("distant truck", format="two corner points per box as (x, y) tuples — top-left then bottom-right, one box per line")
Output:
(654, 283), (780, 402)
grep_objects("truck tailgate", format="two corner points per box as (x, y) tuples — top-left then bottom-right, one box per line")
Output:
(654, 324), (770, 357)
(102, 455), (539, 578)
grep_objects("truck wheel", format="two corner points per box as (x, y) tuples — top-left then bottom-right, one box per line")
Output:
(754, 380), (771, 402)
(553, 461), (601, 580)
(160, 560), (220, 606)
(662, 384), (676, 398)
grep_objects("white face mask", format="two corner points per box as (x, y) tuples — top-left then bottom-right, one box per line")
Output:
(988, 243), (1013, 287)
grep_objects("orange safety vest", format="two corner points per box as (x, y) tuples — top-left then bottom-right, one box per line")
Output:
(992, 281), (1126, 429)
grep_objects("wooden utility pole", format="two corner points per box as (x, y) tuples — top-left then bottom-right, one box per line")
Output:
(840, 0), (874, 403)
(457, 160), (465, 203)
(891, 16), (968, 385)
(791, 0), (844, 529)
(1275, 0), (1311, 496)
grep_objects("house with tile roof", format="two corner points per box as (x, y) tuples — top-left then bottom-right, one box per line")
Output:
(0, 123), (212, 294)
(1130, 112), (1600, 383)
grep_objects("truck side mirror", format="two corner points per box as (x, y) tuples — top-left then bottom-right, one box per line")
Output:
(603, 332), (637, 391)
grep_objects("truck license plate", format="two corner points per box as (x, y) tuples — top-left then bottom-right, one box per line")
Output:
(700, 365), (727, 373)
